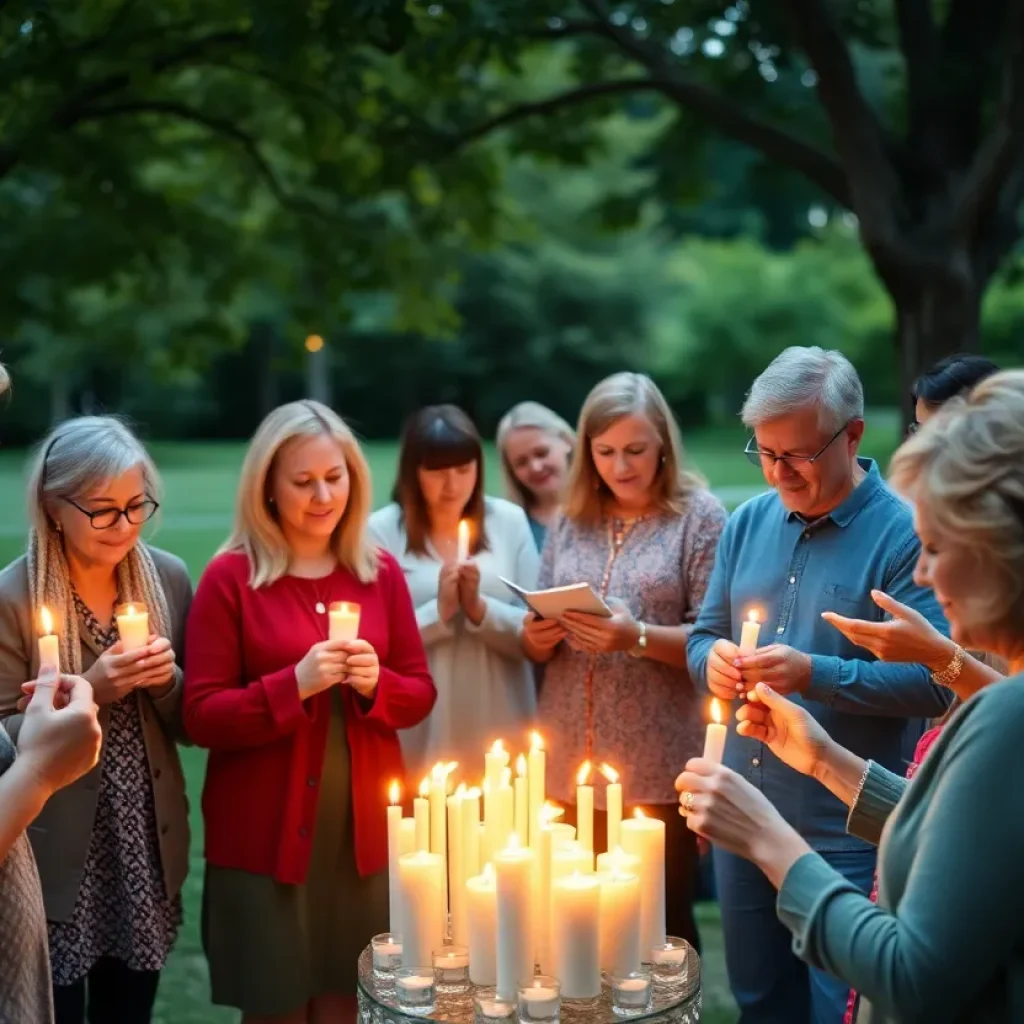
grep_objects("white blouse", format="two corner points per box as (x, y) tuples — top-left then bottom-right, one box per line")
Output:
(368, 497), (540, 781)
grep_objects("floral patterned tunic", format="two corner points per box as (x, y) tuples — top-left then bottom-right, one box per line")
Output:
(48, 594), (181, 986)
(536, 490), (727, 808)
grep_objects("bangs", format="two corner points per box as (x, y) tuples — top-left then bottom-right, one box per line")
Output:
(414, 418), (481, 470)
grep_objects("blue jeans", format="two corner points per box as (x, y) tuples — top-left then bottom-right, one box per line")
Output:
(713, 846), (876, 1024)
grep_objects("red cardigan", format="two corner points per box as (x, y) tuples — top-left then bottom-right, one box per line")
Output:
(183, 549), (436, 883)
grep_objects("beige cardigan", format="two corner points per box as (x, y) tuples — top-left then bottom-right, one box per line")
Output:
(0, 546), (192, 922)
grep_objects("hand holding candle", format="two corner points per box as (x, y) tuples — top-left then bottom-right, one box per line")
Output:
(740, 608), (762, 700)
(702, 699), (728, 764)
(115, 602), (149, 652)
(328, 600), (360, 643)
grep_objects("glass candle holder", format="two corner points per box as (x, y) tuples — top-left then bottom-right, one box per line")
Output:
(649, 936), (688, 987)
(517, 975), (561, 1024)
(433, 944), (470, 993)
(371, 933), (402, 980)
(474, 988), (516, 1024)
(609, 970), (653, 1016)
(395, 967), (436, 1014)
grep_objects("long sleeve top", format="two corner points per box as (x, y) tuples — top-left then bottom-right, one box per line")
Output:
(777, 677), (1024, 1023)
(368, 497), (539, 782)
(182, 549), (436, 882)
(687, 459), (953, 849)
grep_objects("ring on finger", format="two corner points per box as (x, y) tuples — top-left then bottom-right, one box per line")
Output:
(681, 791), (695, 814)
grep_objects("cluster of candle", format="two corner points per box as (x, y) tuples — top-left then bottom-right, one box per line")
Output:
(37, 601), (152, 674)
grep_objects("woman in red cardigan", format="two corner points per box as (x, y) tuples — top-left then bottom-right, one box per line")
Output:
(183, 400), (436, 1024)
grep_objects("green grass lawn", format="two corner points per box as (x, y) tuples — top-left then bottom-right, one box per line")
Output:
(0, 416), (904, 1024)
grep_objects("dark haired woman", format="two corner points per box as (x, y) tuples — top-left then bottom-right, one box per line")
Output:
(910, 353), (999, 433)
(369, 405), (539, 779)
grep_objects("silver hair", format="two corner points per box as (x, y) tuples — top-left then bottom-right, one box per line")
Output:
(741, 346), (864, 433)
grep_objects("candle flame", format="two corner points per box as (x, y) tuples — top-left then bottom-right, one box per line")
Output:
(458, 519), (470, 546)
(430, 762), (444, 781)
(540, 802), (564, 824)
(516, 753), (527, 777)
(464, 786), (480, 799)
(634, 807), (646, 819)
(500, 766), (511, 787)
(445, 760), (458, 776)
(455, 782), (467, 798)
(530, 730), (544, 752)
(125, 603), (136, 616)
(599, 762), (619, 784)
(418, 778), (430, 799)
(711, 698), (723, 725)
(576, 760), (592, 786)
(39, 606), (54, 635)
(490, 739), (505, 756)
(746, 608), (760, 623)
(388, 780), (401, 805)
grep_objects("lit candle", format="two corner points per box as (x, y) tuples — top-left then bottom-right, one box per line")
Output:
(115, 601), (149, 652)
(461, 786), (481, 884)
(37, 606), (59, 674)
(494, 767), (515, 856)
(397, 849), (445, 970)
(329, 600), (361, 643)
(595, 845), (641, 878)
(527, 731), (545, 849)
(457, 518), (471, 562)
(575, 761), (594, 853)
(549, 822), (576, 850)
(514, 754), (528, 846)
(551, 871), (601, 999)
(551, 840), (593, 881)
(387, 780), (404, 937)
(466, 863), (497, 986)
(535, 803), (558, 974)
(597, 868), (642, 977)
(430, 762), (456, 927)
(414, 778), (430, 853)
(494, 834), (535, 1000)
(740, 608), (762, 653)
(703, 698), (728, 764)
(600, 763), (623, 852)
(447, 783), (467, 945)
(484, 740), (509, 864)
(485, 740), (509, 793)
(620, 810), (666, 958)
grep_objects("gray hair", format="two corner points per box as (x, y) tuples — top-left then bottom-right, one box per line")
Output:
(741, 347), (864, 433)
(0, 362), (9, 397)
(26, 416), (170, 673)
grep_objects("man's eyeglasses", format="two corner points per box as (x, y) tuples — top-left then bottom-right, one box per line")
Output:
(63, 497), (160, 530)
(744, 423), (850, 468)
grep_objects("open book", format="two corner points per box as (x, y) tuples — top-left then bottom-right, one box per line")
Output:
(499, 577), (613, 619)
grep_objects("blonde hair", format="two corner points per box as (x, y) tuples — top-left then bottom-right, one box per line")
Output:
(496, 401), (576, 509)
(564, 372), (706, 524)
(0, 362), (9, 396)
(221, 400), (378, 588)
(889, 369), (1024, 627)
(27, 416), (171, 673)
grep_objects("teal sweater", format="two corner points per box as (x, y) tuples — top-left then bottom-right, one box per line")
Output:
(777, 677), (1024, 1023)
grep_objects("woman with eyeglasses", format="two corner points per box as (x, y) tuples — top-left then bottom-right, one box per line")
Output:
(0, 416), (193, 1024)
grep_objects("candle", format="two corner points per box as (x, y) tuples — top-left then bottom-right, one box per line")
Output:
(485, 740), (509, 794)
(548, 822), (576, 850)
(37, 606), (59, 674)
(596, 845), (641, 878)
(551, 840), (592, 881)
(457, 518), (470, 562)
(328, 600), (361, 643)
(703, 698), (728, 764)
(466, 863), (498, 985)
(600, 763), (623, 852)
(494, 834), (536, 1000)
(397, 850), (445, 970)
(429, 762), (455, 928)
(115, 602), (149, 652)
(740, 608), (762, 653)
(414, 777), (430, 853)
(448, 784), (467, 944)
(527, 731), (545, 849)
(575, 761), (594, 853)
(461, 786), (481, 884)
(534, 803), (557, 974)
(519, 984), (560, 1017)
(387, 781), (404, 938)
(513, 754), (528, 846)
(597, 869), (642, 976)
(486, 772), (514, 865)
(620, 810), (666, 958)
(551, 871), (601, 998)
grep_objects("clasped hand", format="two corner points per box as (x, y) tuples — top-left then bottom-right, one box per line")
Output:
(706, 638), (812, 700)
(296, 639), (379, 700)
(438, 560), (486, 625)
(561, 598), (639, 654)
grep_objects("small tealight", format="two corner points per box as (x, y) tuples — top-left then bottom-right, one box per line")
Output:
(474, 988), (516, 1024)
(609, 970), (653, 1016)
(649, 936), (688, 986)
(396, 967), (436, 1014)
(433, 943), (470, 993)
(517, 975), (561, 1024)
(370, 932), (402, 980)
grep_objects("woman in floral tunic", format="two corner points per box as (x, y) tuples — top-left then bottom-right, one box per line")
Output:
(524, 372), (726, 950)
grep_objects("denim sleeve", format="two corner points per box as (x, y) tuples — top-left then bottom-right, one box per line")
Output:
(686, 516), (734, 693)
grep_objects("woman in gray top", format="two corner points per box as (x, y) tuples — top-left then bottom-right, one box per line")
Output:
(675, 369), (1024, 1024)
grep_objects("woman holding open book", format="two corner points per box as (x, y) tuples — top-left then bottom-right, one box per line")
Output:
(523, 372), (726, 950)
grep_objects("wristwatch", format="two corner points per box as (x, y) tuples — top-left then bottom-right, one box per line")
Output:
(629, 621), (648, 658)
(932, 643), (965, 686)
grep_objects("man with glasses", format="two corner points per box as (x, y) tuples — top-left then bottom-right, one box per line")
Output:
(687, 346), (952, 1024)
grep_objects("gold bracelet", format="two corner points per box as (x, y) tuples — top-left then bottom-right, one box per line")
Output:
(932, 643), (966, 686)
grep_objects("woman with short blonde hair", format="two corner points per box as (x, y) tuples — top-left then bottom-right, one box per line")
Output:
(184, 400), (435, 1024)
(524, 371), (726, 949)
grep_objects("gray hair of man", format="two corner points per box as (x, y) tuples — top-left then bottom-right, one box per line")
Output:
(741, 346), (865, 435)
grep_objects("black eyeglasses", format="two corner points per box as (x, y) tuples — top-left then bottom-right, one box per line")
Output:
(744, 423), (850, 468)
(63, 497), (160, 530)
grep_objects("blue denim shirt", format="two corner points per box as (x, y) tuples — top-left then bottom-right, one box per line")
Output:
(687, 459), (953, 851)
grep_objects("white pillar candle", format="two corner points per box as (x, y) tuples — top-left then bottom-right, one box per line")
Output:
(115, 602), (149, 652)
(457, 519), (471, 562)
(703, 698), (728, 764)
(328, 600), (361, 643)
(461, 787), (481, 884)
(514, 755), (529, 846)
(498, 768), (514, 850)
(485, 740), (509, 795)
(466, 864), (498, 986)
(414, 778), (430, 853)
(600, 763), (622, 852)
(551, 872), (601, 999)
(620, 811), (666, 957)
(548, 822), (576, 849)
(494, 836), (535, 1000)
(551, 840), (593, 881)
(575, 761), (594, 853)
(429, 763), (454, 930)
(37, 606), (60, 674)
(387, 781), (404, 938)
(448, 785), (467, 945)
(597, 869), (641, 976)
(397, 850), (445, 970)
(527, 731), (546, 851)
(535, 809), (556, 974)
(596, 846), (641, 878)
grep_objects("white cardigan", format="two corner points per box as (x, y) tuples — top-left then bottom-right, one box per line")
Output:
(368, 497), (540, 781)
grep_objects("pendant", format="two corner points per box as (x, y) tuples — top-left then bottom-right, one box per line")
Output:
(315, 602), (326, 614)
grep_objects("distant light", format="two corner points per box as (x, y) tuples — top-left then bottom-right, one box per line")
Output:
(703, 38), (726, 58)
(808, 206), (829, 228)
(759, 62), (779, 82)
(713, 19), (736, 35)
(305, 335), (325, 353)
(801, 69), (819, 87)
